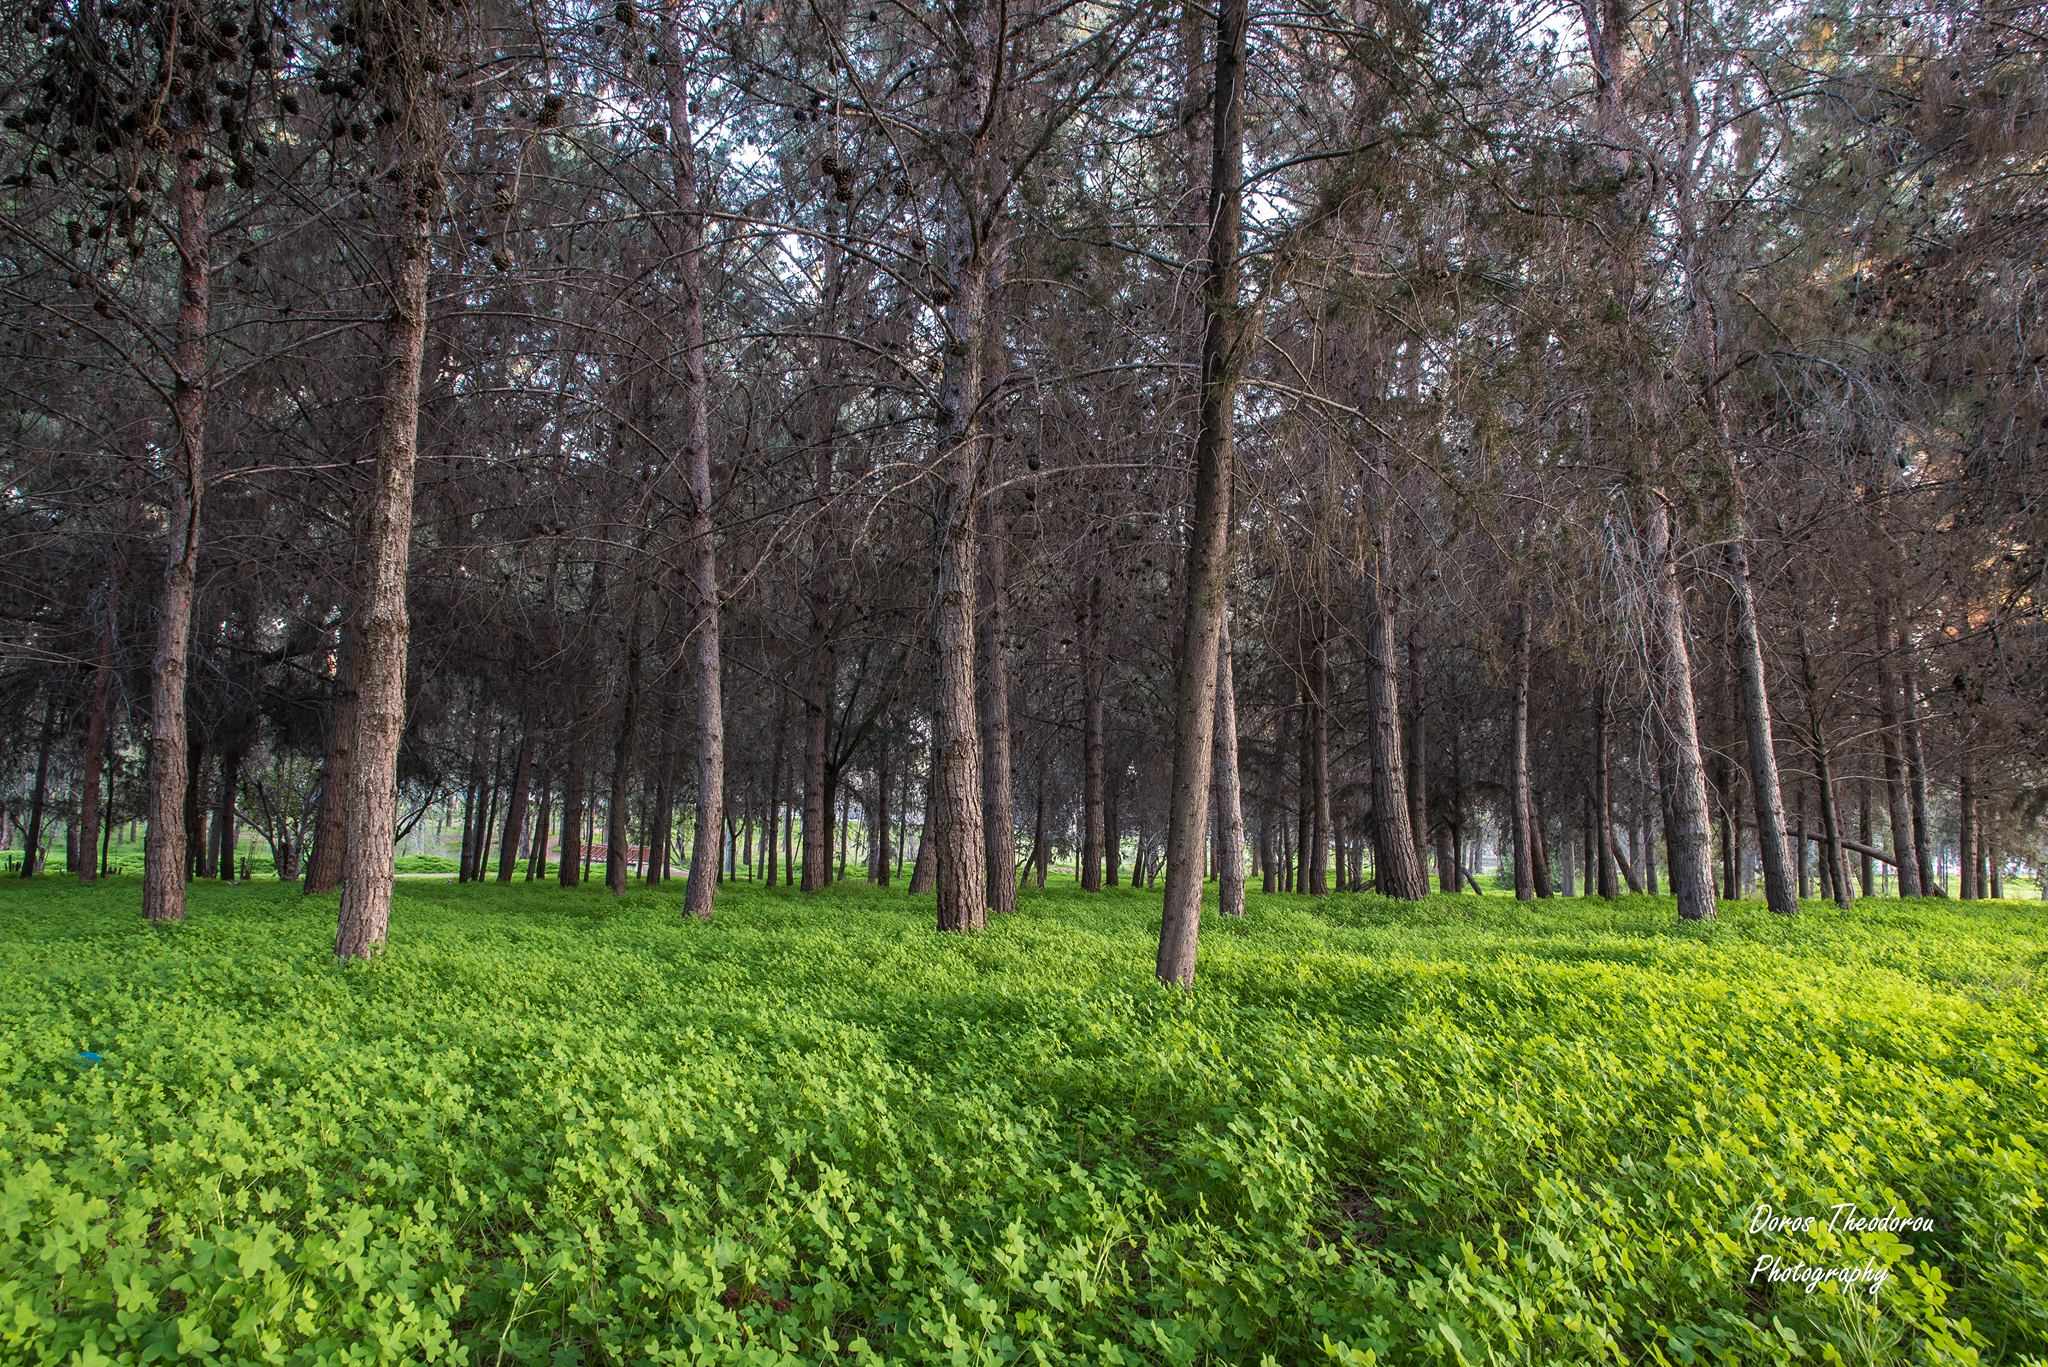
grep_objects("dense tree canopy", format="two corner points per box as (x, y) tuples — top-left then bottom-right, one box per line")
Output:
(2, 0), (2042, 974)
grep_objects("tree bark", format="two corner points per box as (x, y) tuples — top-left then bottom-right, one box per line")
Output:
(1725, 538), (1797, 913)
(1214, 615), (1247, 916)
(497, 722), (534, 884)
(1510, 603), (1536, 901)
(77, 584), (117, 883)
(977, 506), (1018, 917)
(1079, 572), (1107, 890)
(559, 759), (584, 887)
(1155, 0), (1244, 984)
(333, 131), (434, 963)
(1640, 498), (1718, 920)
(607, 591), (644, 896)
(1365, 568), (1426, 898)
(142, 125), (211, 923)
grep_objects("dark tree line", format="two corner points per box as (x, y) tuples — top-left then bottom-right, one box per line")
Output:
(2, 0), (2042, 979)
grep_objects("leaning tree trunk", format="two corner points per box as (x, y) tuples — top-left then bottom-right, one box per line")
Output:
(1725, 515), (1797, 914)
(1213, 615), (1247, 917)
(1156, 0), (1244, 985)
(142, 125), (211, 923)
(1640, 497), (1719, 921)
(335, 90), (436, 959)
(1365, 562), (1426, 898)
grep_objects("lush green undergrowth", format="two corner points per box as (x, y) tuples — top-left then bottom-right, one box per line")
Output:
(2, 878), (2044, 1365)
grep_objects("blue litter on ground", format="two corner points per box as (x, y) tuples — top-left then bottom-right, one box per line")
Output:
(77, 1051), (102, 1065)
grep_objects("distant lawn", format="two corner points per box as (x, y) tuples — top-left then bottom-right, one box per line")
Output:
(2, 878), (2043, 1364)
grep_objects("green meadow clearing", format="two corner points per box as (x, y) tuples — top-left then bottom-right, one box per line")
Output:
(2, 877), (2044, 1365)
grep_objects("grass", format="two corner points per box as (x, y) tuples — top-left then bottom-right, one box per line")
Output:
(2, 876), (2044, 1365)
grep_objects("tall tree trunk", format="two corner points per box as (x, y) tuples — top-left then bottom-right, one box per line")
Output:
(214, 747), (241, 880)
(527, 763), (552, 881)
(607, 591), (644, 896)
(1294, 682), (1313, 895)
(21, 693), (58, 878)
(1595, 685), (1618, 897)
(1726, 538), (1797, 913)
(497, 722), (534, 884)
(1640, 498), (1718, 920)
(334, 46), (438, 958)
(764, 696), (786, 888)
(872, 735), (892, 885)
(1365, 567), (1426, 898)
(559, 760), (584, 887)
(1958, 740), (1977, 900)
(1796, 780), (1812, 900)
(1857, 780), (1874, 898)
(1510, 603), (1536, 901)
(1309, 635), (1331, 895)
(142, 126), (211, 923)
(1797, 629), (1851, 908)
(1406, 617), (1429, 873)
(1155, 0), (1244, 984)
(78, 586), (117, 883)
(1874, 610), (1922, 895)
(1213, 616), (1248, 916)
(978, 507), (1018, 917)
(1079, 572), (1107, 890)
(662, 23), (725, 923)
(1104, 752), (1122, 886)
(908, 756), (937, 894)
(1897, 638), (1940, 893)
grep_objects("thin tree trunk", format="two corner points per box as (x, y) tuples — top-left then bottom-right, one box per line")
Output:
(1214, 616), (1247, 917)
(1310, 635), (1332, 895)
(1958, 741), (1977, 900)
(142, 126), (211, 923)
(978, 507), (1018, 917)
(527, 762), (552, 881)
(656, 13), (724, 921)
(607, 591), (644, 896)
(1874, 609), (1922, 895)
(1406, 617), (1429, 873)
(497, 723), (533, 884)
(1079, 572), (1106, 890)
(1155, 0), (1244, 984)
(21, 693), (58, 878)
(1595, 685), (1618, 897)
(559, 760), (584, 887)
(1898, 639), (1940, 893)
(78, 587), (117, 884)
(1727, 538), (1797, 913)
(1510, 603), (1536, 901)
(214, 747), (241, 881)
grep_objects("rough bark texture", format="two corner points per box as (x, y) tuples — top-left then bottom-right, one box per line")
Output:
(1897, 632), (1940, 893)
(1365, 568), (1426, 899)
(1594, 685), (1619, 897)
(607, 593), (643, 896)
(1641, 499), (1719, 921)
(334, 112), (434, 959)
(1728, 539), (1797, 914)
(1155, 0), (1243, 985)
(143, 125), (210, 924)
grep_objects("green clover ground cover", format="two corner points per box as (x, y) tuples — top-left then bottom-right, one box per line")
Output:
(2, 878), (2045, 1365)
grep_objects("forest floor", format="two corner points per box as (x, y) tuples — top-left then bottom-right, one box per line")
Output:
(2, 878), (2044, 1365)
